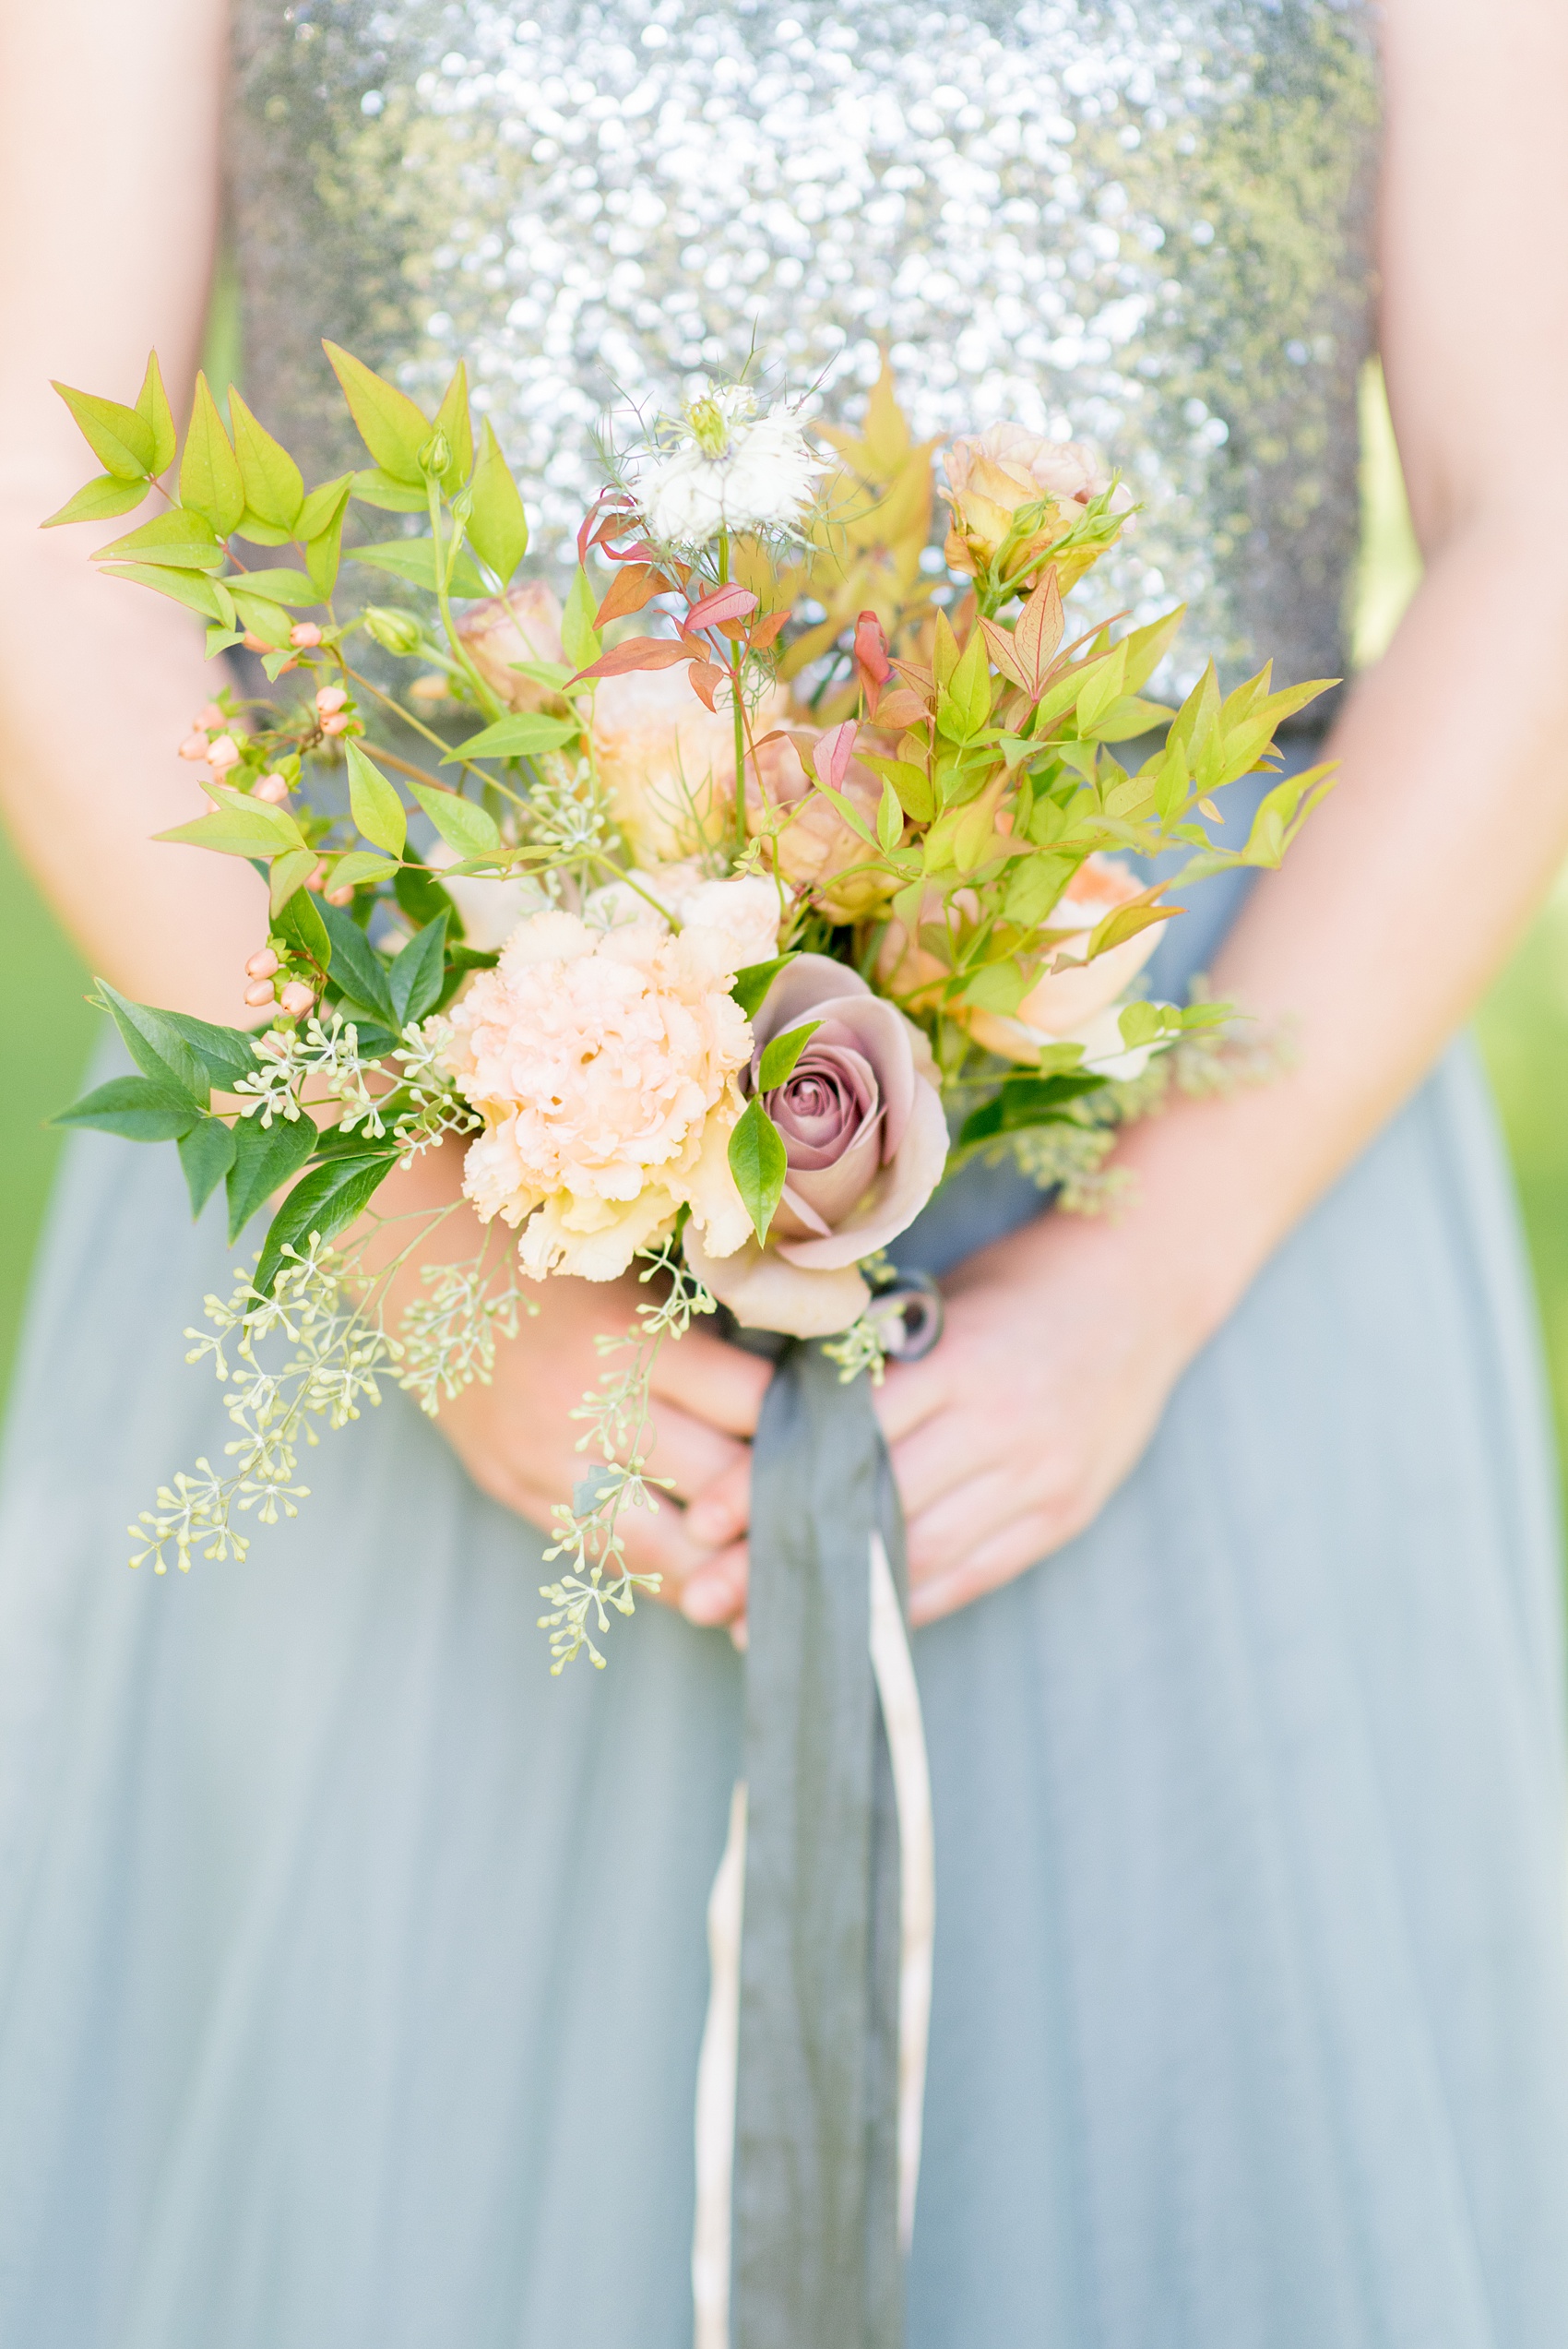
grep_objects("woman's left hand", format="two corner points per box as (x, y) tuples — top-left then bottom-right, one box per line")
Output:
(679, 1210), (1203, 1632)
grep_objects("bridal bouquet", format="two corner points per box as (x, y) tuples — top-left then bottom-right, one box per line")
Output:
(49, 348), (1332, 1663)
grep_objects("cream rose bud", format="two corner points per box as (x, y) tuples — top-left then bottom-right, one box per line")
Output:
(745, 728), (899, 921)
(457, 583), (568, 712)
(961, 853), (1164, 1063)
(685, 954), (950, 1340)
(940, 423), (1132, 586)
(592, 664), (790, 864)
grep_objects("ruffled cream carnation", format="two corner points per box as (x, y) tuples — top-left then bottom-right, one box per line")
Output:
(441, 907), (755, 1281)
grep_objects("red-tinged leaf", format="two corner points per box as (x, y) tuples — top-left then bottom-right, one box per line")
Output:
(569, 637), (695, 685)
(576, 488), (638, 566)
(686, 583), (758, 630)
(874, 687), (931, 731)
(687, 661), (727, 711)
(853, 610), (892, 683)
(819, 719), (858, 792)
(594, 562), (670, 627)
(1015, 566), (1065, 694)
(980, 616), (1031, 693)
(751, 610), (789, 650)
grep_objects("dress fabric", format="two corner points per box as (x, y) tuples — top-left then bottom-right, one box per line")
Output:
(1, 0), (1567, 2342)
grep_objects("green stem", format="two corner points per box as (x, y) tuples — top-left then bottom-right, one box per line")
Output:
(425, 476), (505, 724)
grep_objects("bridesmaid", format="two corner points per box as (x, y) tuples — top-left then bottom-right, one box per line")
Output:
(0, 2), (1564, 2343)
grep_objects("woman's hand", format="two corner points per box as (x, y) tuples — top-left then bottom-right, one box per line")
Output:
(679, 1205), (1206, 1632)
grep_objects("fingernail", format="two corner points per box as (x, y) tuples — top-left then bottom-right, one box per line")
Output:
(730, 1618), (749, 1653)
(681, 1574), (731, 1627)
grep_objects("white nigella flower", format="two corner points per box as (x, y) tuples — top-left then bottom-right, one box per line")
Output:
(633, 385), (825, 547)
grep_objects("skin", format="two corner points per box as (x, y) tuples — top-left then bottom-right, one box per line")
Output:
(3, 3), (1567, 1635)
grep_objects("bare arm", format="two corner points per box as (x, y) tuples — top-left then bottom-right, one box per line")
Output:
(0, 0), (265, 1021)
(682, 0), (1568, 1626)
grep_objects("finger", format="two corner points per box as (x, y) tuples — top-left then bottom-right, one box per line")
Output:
(908, 1509), (1061, 1628)
(643, 1402), (748, 1504)
(886, 1404), (1004, 1522)
(683, 1451), (753, 1547)
(873, 1348), (954, 1446)
(653, 1328), (773, 1438)
(679, 1537), (751, 1628)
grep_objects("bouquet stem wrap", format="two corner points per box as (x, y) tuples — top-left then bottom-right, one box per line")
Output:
(731, 1340), (914, 2349)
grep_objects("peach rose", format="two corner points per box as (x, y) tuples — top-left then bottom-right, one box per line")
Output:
(941, 424), (1132, 587)
(962, 853), (1163, 1063)
(592, 664), (790, 864)
(457, 583), (567, 712)
(745, 729), (900, 921)
(686, 955), (949, 1338)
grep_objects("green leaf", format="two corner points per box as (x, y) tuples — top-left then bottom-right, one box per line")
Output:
(394, 855), (458, 935)
(94, 980), (208, 1107)
(727, 1096), (789, 1245)
(388, 912), (449, 1025)
(269, 848), (319, 912)
(1118, 999), (1178, 1048)
(466, 418), (529, 584)
(406, 779), (502, 860)
(51, 381), (155, 479)
(444, 711), (577, 763)
(859, 753), (934, 825)
(91, 507), (225, 571)
(101, 562), (227, 621)
(1075, 641), (1129, 732)
(159, 788), (305, 859)
(302, 474), (352, 597)
(297, 472), (352, 540)
(350, 539), (489, 600)
(178, 1117), (239, 1214)
(228, 390), (303, 530)
(757, 1019), (823, 1091)
(225, 1110), (320, 1242)
(318, 898), (396, 1021)
(945, 626), (992, 739)
(226, 566), (322, 607)
(41, 473), (149, 529)
(432, 362), (474, 488)
(207, 625), (246, 657)
(731, 953), (799, 1019)
(875, 779), (903, 854)
(159, 1011), (265, 1088)
(53, 1073), (200, 1142)
(274, 885), (332, 972)
(560, 566), (601, 671)
(350, 467), (429, 512)
(1121, 604), (1185, 696)
(326, 850), (400, 893)
(1002, 851), (1078, 928)
(136, 352), (178, 475)
(253, 1149), (397, 1294)
(179, 374), (245, 536)
(1082, 695), (1170, 744)
(323, 342), (431, 484)
(956, 1069), (1105, 1149)
(232, 512), (293, 547)
(345, 741), (408, 855)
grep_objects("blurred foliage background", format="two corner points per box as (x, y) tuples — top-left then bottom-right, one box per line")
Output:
(3, 360), (1567, 1527)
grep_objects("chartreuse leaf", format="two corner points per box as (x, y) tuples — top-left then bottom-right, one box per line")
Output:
(226, 566), (321, 607)
(269, 849), (319, 913)
(727, 1095), (788, 1245)
(350, 540), (489, 600)
(229, 390), (304, 530)
(406, 780), (502, 860)
(956, 1067), (1104, 1150)
(51, 381), (155, 479)
(301, 473), (352, 597)
(91, 507), (225, 571)
(101, 563), (230, 623)
(387, 912), (448, 1025)
(875, 780), (903, 854)
(757, 1019), (822, 1091)
(42, 473), (149, 529)
(160, 1011), (265, 1088)
(560, 566), (601, 672)
(936, 626), (991, 742)
(323, 341), (430, 483)
(225, 1110), (320, 1242)
(136, 352), (177, 475)
(53, 1074), (201, 1142)
(327, 851), (400, 894)
(93, 980), (208, 1107)
(159, 788), (305, 859)
(1119, 999), (1180, 1049)
(433, 362), (474, 488)
(444, 711), (576, 763)
(731, 953), (799, 1019)
(274, 885), (333, 972)
(179, 373), (245, 536)
(345, 741), (408, 856)
(351, 468), (428, 513)
(318, 899), (396, 1021)
(466, 418), (529, 584)
(178, 1117), (239, 1214)
(253, 1150), (397, 1295)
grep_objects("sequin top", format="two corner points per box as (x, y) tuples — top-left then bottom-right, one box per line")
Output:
(229, 0), (1379, 704)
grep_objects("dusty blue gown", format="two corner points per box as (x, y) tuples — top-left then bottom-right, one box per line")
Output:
(1, 4), (1565, 2343)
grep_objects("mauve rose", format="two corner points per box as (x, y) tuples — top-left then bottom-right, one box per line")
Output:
(745, 728), (900, 920)
(457, 583), (567, 712)
(686, 955), (949, 1337)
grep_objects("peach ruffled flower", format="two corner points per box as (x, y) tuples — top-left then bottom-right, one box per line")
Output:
(592, 664), (790, 864)
(441, 907), (756, 1282)
(457, 583), (567, 712)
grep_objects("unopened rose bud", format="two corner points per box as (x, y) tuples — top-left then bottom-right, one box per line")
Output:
(207, 734), (243, 771)
(193, 702), (226, 731)
(418, 429), (451, 478)
(320, 712), (350, 736)
(362, 604), (423, 657)
(290, 622), (323, 649)
(244, 980), (277, 1008)
(252, 772), (291, 804)
(315, 685), (350, 716)
(244, 948), (279, 979)
(278, 981), (315, 1018)
(178, 733), (210, 761)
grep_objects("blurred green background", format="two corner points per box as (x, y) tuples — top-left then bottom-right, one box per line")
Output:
(4, 364), (1568, 1521)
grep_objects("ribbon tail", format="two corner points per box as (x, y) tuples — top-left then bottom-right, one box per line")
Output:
(869, 1532), (935, 2252)
(694, 1781), (748, 2349)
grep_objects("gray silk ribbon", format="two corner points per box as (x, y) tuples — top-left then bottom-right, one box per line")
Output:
(731, 1339), (906, 2349)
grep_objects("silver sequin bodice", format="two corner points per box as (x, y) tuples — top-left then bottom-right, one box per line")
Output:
(230, 1), (1378, 702)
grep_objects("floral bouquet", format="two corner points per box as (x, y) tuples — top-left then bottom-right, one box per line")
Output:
(48, 348), (1334, 1667)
